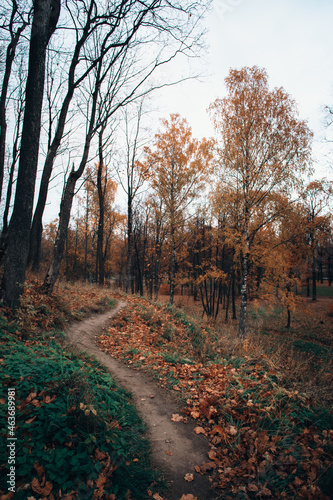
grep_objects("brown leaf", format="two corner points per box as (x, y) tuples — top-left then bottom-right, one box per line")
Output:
(247, 483), (259, 492)
(194, 426), (206, 435)
(95, 448), (107, 461)
(190, 411), (200, 419)
(95, 473), (106, 488)
(171, 414), (183, 422)
(31, 478), (43, 495)
(184, 473), (194, 482)
(33, 462), (44, 479)
(165, 450), (173, 456)
(179, 495), (197, 500)
(25, 416), (37, 424)
(153, 494), (164, 500)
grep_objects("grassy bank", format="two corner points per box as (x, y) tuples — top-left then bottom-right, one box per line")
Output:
(0, 279), (164, 499)
(98, 294), (333, 499)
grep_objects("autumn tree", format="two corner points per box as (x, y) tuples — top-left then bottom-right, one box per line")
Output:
(144, 114), (213, 304)
(209, 66), (313, 338)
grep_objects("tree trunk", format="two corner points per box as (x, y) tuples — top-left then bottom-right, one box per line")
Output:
(169, 225), (176, 305)
(42, 172), (77, 292)
(232, 269), (237, 320)
(312, 254), (317, 301)
(126, 197), (133, 293)
(28, 7), (94, 268)
(42, 38), (101, 294)
(1, 0), (60, 307)
(328, 253), (332, 286)
(238, 252), (249, 339)
(286, 308), (291, 328)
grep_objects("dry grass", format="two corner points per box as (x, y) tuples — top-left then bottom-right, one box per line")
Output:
(158, 290), (333, 409)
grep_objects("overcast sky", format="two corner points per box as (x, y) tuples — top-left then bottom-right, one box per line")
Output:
(155, 0), (333, 178)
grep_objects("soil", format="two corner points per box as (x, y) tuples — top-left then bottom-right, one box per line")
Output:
(66, 301), (218, 500)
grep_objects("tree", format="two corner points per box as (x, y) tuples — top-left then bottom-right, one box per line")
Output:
(209, 66), (313, 338)
(144, 113), (213, 304)
(0, 0), (31, 202)
(1, 0), (60, 307)
(302, 179), (333, 300)
(116, 102), (150, 293)
(41, 0), (209, 295)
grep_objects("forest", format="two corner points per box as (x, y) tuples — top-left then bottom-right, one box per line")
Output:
(0, 1), (332, 499)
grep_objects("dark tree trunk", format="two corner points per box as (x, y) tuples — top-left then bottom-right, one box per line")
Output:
(126, 197), (133, 293)
(286, 308), (291, 329)
(1, 0), (60, 307)
(28, 3), (95, 269)
(0, 2), (29, 202)
(96, 126), (107, 286)
(169, 224), (176, 305)
(232, 269), (237, 320)
(312, 254), (317, 301)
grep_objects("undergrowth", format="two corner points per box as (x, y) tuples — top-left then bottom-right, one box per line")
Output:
(0, 279), (164, 500)
(99, 294), (333, 499)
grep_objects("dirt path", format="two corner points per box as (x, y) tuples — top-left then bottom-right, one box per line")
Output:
(66, 301), (217, 500)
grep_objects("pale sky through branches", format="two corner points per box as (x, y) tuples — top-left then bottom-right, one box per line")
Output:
(156, 0), (333, 178)
(44, 0), (333, 223)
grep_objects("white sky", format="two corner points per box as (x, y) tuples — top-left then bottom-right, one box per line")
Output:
(43, 0), (333, 223)
(154, 0), (333, 178)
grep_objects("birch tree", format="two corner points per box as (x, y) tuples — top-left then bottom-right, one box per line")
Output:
(209, 66), (313, 339)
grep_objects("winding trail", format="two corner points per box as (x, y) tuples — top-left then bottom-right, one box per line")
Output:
(66, 301), (217, 500)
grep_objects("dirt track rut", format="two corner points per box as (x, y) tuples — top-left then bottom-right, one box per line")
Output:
(66, 301), (217, 500)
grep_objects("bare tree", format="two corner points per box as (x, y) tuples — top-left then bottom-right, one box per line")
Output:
(0, 0), (31, 202)
(1, 0), (60, 307)
(41, 0), (209, 295)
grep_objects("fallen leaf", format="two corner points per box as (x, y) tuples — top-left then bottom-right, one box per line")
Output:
(25, 416), (37, 424)
(165, 450), (173, 456)
(194, 426), (206, 435)
(228, 426), (237, 436)
(190, 411), (200, 419)
(153, 494), (164, 500)
(184, 473), (194, 482)
(179, 495), (197, 500)
(171, 414), (183, 422)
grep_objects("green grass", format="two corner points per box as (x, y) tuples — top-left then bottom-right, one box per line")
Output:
(292, 339), (333, 359)
(300, 285), (333, 297)
(0, 314), (164, 499)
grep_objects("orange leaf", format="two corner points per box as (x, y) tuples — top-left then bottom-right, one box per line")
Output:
(171, 414), (183, 422)
(194, 426), (206, 435)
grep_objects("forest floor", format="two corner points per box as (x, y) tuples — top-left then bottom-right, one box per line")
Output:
(66, 302), (214, 500)
(0, 277), (332, 499)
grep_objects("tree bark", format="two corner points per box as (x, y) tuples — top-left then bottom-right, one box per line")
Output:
(312, 254), (317, 301)
(28, 5), (93, 269)
(238, 251), (249, 339)
(1, 0), (60, 307)
(169, 224), (176, 305)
